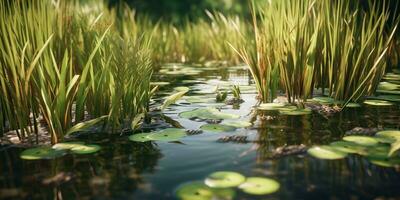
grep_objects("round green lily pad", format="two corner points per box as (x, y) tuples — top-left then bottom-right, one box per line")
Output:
(200, 124), (236, 133)
(20, 147), (66, 160)
(175, 181), (235, 200)
(174, 86), (190, 92)
(179, 108), (239, 120)
(222, 121), (252, 128)
(329, 141), (367, 154)
(363, 100), (394, 106)
(279, 108), (312, 116)
(312, 97), (335, 104)
(52, 142), (85, 150)
(238, 177), (280, 195)
(185, 96), (215, 103)
(257, 103), (287, 111)
(372, 95), (400, 102)
(368, 157), (400, 167)
(307, 145), (347, 160)
(342, 136), (379, 146)
(128, 133), (152, 142)
(365, 145), (391, 159)
(70, 144), (101, 154)
(204, 171), (245, 188)
(375, 130), (400, 141)
(377, 82), (400, 91)
(344, 103), (361, 108)
(147, 128), (187, 141)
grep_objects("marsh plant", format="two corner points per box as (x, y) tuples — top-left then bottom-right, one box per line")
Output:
(234, 0), (398, 105)
(0, 0), (153, 143)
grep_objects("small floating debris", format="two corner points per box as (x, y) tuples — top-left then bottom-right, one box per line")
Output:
(217, 135), (248, 143)
(186, 129), (203, 135)
(270, 144), (307, 158)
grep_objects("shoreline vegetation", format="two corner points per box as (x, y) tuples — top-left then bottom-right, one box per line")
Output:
(1, 0), (400, 145)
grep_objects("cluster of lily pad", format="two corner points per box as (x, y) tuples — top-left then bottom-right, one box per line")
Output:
(175, 171), (280, 200)
(20, 142), (101, 160)
(307, 130), (400, 167)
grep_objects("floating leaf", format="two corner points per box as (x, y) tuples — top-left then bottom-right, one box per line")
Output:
(222, 121), (252, 128)
(307, 146), (347, 160)
(70, 144), (101, 154)
(185, 96), (215, 103)
(375, 130), (400, 140)
(20, 147), (66, 160)
(365, 145), (391, 159)
(179, 108), (239, 120)
(344, 103), (361, 108)
(128, 133), (152, 142)
(368, 157), (400, 167)
(363, 100), (394, 106)
(174, 86), (190, 92)
(372, 95), (400, 102)
(200, 124), (236, 133)
(279, 108), (312, 116)
(312, 97), (335, 104)
(329, 141), (367, 154)
(257, 103), (287, 111)
(160, 90), (188, 110)
(377, 82), (400, 91)
(238, 177), (280, 195)
(204, 171), (245, 188)
(389, 140), (400, 157)
(147, 128), (187, 141)
(52, 142), (85, 150)
(342, 136), (379, 146)
(175, 181), (235, 200)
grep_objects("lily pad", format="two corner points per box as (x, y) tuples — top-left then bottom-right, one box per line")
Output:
(70, 144), (101, 154)
(368, 157), (400, 167)
(372, 95), (400, 102)
(257, 103), (287, 111)
(312, 97), (335, 104)
(222, 121), (252, 128)
(377, 82), (400, 91)
(329, 141), (367, 154)
(344, 103), (361, 108)
(147, 128), (187, 141)
(128, 133), (152, 142)
(52, 142), (85, 150)
(375, 130), (400, 140)
(238, 177), (280, 195)
(20, 147), (66, 160)
(364, 100), (395, 106)
(200, 124), (236, 133)
(342, 136), (379, 146)
(175, 181), (235, 200)
(365, 145), (391, 159)
(174, 86), (190, 92)
(279, 108), (312, 116)
(185, 96), (215, 103)
(179, 108), (239, 120)
(307, 145), (347, 160)
(204, 171), (245, 188)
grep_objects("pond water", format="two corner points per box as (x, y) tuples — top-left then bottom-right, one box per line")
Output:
(1, 64), (400, 199)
